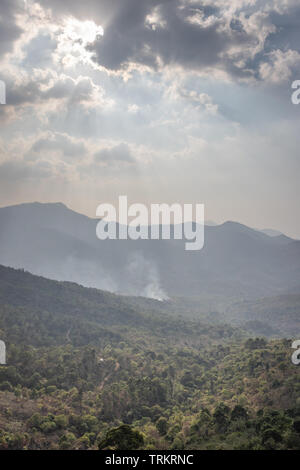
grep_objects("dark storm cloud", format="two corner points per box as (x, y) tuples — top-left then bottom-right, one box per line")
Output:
(36, 0), (154, 24)
(35, 0), (300, 81)
(0, 0), (24, 57)
(88, 1), (231, 71)
(83, 0), (238, 72)
(267, 5), (300, 53)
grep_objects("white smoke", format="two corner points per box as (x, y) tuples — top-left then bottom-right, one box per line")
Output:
(124, 252), (169, 301)
(31, 255), (118, 293)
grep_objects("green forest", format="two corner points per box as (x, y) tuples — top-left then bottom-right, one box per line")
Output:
(0, 265), (299, 450)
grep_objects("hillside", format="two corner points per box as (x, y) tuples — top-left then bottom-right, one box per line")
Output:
(0, 265), (299, 449)
(118, 286), (300, 338)
(0, 265), (239, 349)
(224, 294), (300, 337)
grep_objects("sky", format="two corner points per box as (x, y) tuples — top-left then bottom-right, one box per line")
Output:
(0, 0), (300, 237)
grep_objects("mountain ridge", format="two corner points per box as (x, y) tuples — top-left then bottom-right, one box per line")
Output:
(0, 202), (299, 301)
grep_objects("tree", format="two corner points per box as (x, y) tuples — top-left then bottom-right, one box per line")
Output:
(231, 405), (248, 421)
(156, 417), (168, 435)
(98, 425), (144, 450)
(213, 403), (230, 432)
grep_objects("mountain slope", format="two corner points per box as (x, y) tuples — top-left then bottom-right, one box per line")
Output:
(224, 293), (300, 337)
(0, 264), (239, 348)
(0, 265), (299, 451)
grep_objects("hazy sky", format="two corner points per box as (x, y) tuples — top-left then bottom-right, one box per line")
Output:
(0, 0), (300, 237)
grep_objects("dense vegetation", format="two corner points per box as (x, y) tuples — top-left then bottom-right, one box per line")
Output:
(0, 266), (299, 450)
(224, 294), (300, 337)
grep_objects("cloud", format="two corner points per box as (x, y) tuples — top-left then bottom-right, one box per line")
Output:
(82, 0), (294, 82)
(259, 49), (300, 83)
(8, 73), (99, 105)
(0, 68), (107, 127)
(0, 0), (24, 58)
(44, 75), (101, 104)
(2, 1), (300, 87)
(168, 82), (219, 114)
(30, 132), (87, 159)
(0, 158), (53, 183)
(94, 143), (135, 166)
(21, 32), (57, 69)
(86, 1), (230, 73)
(32, 0), (300, 84)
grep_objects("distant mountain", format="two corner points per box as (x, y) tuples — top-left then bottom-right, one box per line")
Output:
(205, 220), (218, 226)
(260, 228), (284, 237)
(0, 202), (299, 301)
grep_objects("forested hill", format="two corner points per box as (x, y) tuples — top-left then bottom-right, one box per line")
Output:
(0, 265), (299, 450)
(0, 264), (239, 348)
